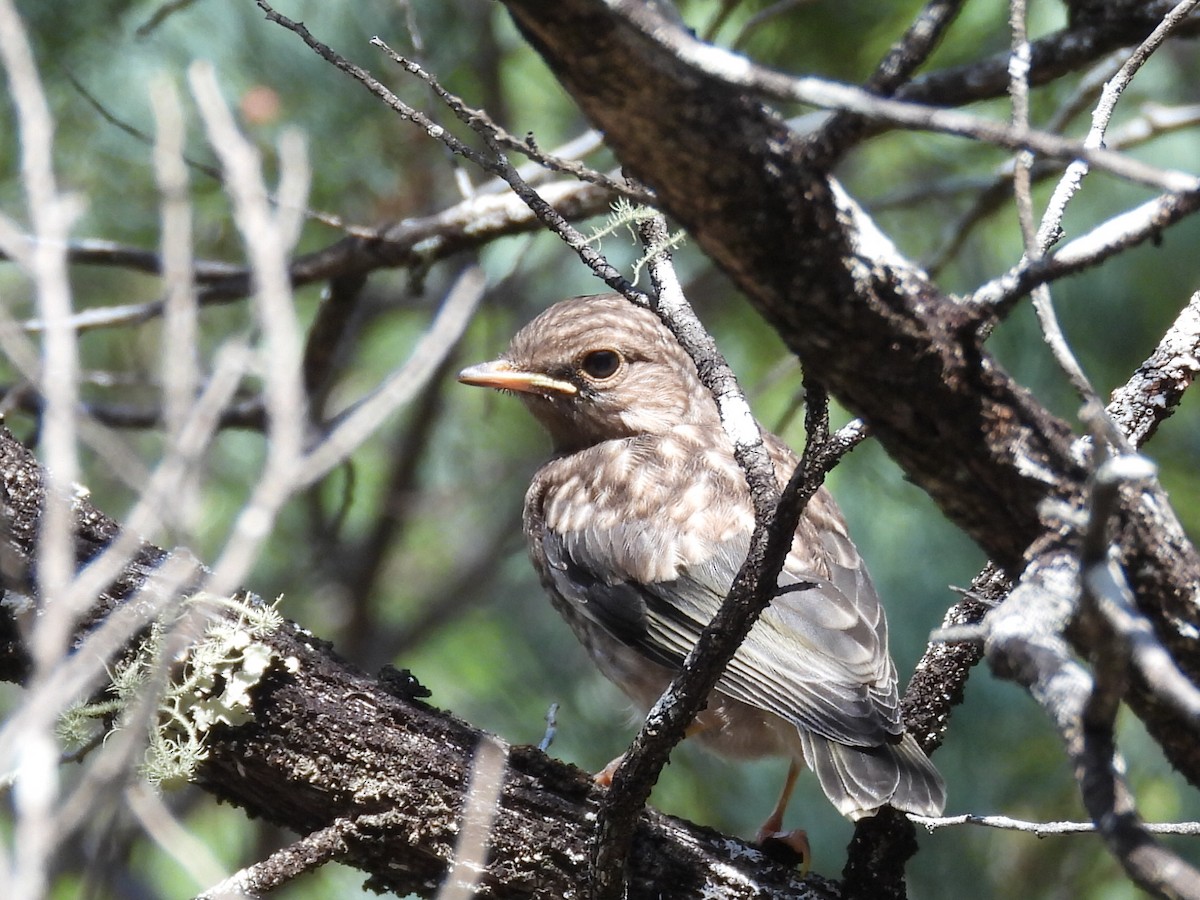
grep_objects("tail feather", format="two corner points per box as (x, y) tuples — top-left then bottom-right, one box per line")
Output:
(798, 730), (945, 821)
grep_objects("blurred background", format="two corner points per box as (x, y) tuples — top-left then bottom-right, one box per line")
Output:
(2, 0), (1200, 897)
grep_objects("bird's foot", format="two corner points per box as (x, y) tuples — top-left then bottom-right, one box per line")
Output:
(755, 825), (810, 873)
(593, 753), (626, 787)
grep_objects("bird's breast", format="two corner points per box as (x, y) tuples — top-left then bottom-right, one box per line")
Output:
(531, 434), (754, 583)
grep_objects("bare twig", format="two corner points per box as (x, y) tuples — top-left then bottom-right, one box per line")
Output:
(4, 174), (609, 337)
(188, 60), (310, 598)
(973, 1), (1200, 313)
(911, 813), (1200, 837)
(126, 783), (228, 890)
(0, 237), (248, 283)
(1037, 0), (1200, 252)
(923, 93), (1200, 275)
(254, 3), (647, 322)
(299, 266), (484, 487)
(63, 66), (358, 233)
(1005, 0), (1105, 410)
(0, 1), (84, 892)
(900, 2), (1200, 110)
(152, 77), (202, 530)
(195, 818), (358, 899)
(255, 0), (649, 207)
(589, 213), (780, 900)
(967, 190), (1200, 311)
(363, 43), (653, 206)
(1023, 2), (1199, 415)
(592, 213), (873, 900)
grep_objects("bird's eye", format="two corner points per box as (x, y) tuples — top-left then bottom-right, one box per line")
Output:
(580, 349), (622, 380)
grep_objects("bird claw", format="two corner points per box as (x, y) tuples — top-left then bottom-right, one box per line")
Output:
(755, 827), (811, 873)
(593, 753), (625, 787)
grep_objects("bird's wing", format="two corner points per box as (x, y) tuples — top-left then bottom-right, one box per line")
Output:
(541, 512), (903, 749)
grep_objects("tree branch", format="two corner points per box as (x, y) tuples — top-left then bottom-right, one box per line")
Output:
(984, 549), (1200, 899)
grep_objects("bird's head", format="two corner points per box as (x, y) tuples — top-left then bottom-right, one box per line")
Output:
(458, 293), (716, 452)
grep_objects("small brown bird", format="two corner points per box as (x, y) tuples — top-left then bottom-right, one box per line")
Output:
(459, 293), (944, 852)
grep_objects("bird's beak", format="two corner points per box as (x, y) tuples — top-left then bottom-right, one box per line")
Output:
(457, 360), (578, 396)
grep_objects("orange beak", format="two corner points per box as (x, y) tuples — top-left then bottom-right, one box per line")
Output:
(457, 360), (578, 397)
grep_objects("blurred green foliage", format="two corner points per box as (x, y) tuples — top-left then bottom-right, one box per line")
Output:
(2, 0), (1199, 897)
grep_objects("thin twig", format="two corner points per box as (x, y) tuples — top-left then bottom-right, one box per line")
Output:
(188, 60), (310, 599)
(807, 0), (967, 163)
(5, 175), (608, 335)
(255, 0), (644, 307)
(152, 77), (201, 527)
(195, 818), (358, 899)
(911, 813), (1200, 837)
(1037, 0), (1200, 252)
(299, 266), (484, 487)
(972, 1), (1200, 313)
(63, 67), (356, 232)
(364, 41), (654, 207)
(900, 2), (1200, 110)
(125, 782), (227, 890)
(1106, 290), (1200, 446)
(922, 60), (1187, 274)
(0, 2), (83, 892)
(1004, 0), (1103, 409)
(967, 190), (1200, 312)
(589, 212), (780, 900)
(1026, 1), (1199, 415)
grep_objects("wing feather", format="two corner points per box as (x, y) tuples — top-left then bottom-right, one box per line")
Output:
(539, 512), (903, 747)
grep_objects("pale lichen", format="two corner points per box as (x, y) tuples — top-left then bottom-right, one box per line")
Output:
(58, 592), (289, 788)
(584, 198), (687, 283)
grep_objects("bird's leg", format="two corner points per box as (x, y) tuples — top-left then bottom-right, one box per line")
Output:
(755, 760), (810, 869)
(593, 720), (713, 786)
(756, 759), (799, 837)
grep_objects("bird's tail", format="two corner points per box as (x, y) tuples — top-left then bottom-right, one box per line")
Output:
(798, 730), (946, 821)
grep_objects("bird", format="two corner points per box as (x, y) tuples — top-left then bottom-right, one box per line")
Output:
(458, 292), (945, 856)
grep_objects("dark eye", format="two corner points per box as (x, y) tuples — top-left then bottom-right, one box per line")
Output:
(580, 349), (622, 380)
